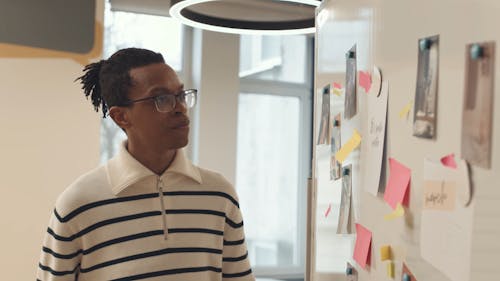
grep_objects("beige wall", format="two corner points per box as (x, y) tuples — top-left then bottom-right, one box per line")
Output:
(0, 60), (101, 279)
(0, 2), (103, 280)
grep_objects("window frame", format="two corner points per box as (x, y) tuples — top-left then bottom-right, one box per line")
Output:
(237, 36), (314, 280)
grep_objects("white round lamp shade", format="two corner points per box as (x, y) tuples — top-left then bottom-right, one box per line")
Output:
(169, 0), (321, 35)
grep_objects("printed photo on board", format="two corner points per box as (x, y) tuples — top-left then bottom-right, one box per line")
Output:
(413, 35), (439, 139)
(330, 113), (342, 180)
(337, 164), (354, 234)
(461, 41), (495, 169)
(345, 44), (357, 119)
(317, 84), (331, 145)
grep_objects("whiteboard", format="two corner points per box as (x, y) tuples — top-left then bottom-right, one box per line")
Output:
(307, 0), (500, 280)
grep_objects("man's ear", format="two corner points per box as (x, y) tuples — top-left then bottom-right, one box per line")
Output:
(109, 106), (131, 130)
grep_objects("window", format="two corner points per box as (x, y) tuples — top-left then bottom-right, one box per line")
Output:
(100, 0), (186, 162)
(103, 2), (183, 70)
(239, 35), (308, 84)
(236, 34), (313, 278)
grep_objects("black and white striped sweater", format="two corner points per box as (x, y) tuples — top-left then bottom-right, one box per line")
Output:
(37, 144), (254, 281)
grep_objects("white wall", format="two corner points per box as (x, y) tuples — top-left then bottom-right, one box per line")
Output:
(191, 29), (240, 185)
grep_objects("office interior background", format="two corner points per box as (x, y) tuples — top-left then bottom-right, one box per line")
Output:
(0, 0), (312, 280)
(2, 0), (500, 281)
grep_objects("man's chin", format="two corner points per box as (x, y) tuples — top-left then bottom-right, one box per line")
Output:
(165, 137), (189, 150)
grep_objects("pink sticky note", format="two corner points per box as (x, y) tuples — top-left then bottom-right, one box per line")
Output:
(324, 203), (332, 217)
(440, 153), (457, 169)
(384, 158), (411, 209)
(333, 82), (342, 89)
(358, 71), (372, 93)
(353, 223), (372, 269)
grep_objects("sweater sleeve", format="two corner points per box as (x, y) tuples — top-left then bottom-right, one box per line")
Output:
(36, 209), (82, 281)
(222, 199), (255, 281)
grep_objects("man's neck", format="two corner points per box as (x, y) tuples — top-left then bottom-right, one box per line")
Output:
(126, 141), (177, 175)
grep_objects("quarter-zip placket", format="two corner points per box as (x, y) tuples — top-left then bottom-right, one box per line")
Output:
(157, 176), (169, 240)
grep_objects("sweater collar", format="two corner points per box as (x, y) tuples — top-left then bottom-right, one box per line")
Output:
(106, 141), (202, 195)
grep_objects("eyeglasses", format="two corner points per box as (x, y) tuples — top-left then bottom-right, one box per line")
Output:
(125, 89), (198, 113)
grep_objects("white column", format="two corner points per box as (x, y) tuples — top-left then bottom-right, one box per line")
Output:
(191, 29), (240, 185)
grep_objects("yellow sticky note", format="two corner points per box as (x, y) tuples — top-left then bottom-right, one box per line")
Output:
(380, 245), (392, 261)
(387, 261), (395, 278)
(333, 88), (343, 96)
(399, 100), (413, 119)
(384, 203), (405, 220)
(335, 129), (362, 164)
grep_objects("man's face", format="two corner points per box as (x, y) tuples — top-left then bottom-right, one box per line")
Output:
(124, 63), (190, 150)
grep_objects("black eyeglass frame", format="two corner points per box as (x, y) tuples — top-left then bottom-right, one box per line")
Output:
(123, 89), (198, 112)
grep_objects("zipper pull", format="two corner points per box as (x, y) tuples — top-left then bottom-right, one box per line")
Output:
(157, 177), (169, 240)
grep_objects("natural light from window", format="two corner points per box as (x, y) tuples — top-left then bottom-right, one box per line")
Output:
(236, 34), (312, 277)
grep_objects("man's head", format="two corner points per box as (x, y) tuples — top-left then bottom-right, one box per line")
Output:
(77, 47), (194, 151)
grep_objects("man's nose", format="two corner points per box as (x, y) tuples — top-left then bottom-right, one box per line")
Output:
(172, 99), (188, 114)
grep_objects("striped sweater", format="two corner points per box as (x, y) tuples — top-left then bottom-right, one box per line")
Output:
(37, 143), (255, 281)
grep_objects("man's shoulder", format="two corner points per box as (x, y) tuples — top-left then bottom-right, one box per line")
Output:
(197, 167), (236, 193)
(54, 165), (111, 218)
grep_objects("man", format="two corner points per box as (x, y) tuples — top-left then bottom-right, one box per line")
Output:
(37, 48), (255, 281)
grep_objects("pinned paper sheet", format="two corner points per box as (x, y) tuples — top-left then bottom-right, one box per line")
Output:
(384, 158), (411, 209)
(440, 153), (457, 169)
(361, 80), (388, 196)
(333, 82), (343, 96)
(399, 100), (413, 119)
(324, 203), (332, 217)
(353, 223), (372, 269)
(359, 70), (372, 93)
(384, 203), (405, 220)
(421, 158), (473, 281)
(335, 129), (362, 164)
(423, 181), (456, 211)
(369, 66), (382, 96)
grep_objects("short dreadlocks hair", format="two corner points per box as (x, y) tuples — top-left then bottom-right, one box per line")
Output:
(76, 47), (165, 118)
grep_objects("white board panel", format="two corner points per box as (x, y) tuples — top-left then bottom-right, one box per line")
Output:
(309, 0), (500, 280)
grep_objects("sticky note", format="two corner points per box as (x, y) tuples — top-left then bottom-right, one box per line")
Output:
(335, 129), (362, 164)
(440, 153), (457, 169)
(359, 70), (372, 93)
(332, 83), (343, 96)
(383, 203), (405, 220)
(380, 245), (392, 261)
(399, 100), (413, 119)
(423, 180), (456, 211)
(384, 158), (411, 209)
(353, 223), (372, 269)
(333, 88), (343, 96)
(387, 261), (395, 278)
(324, 203), (332, 217)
